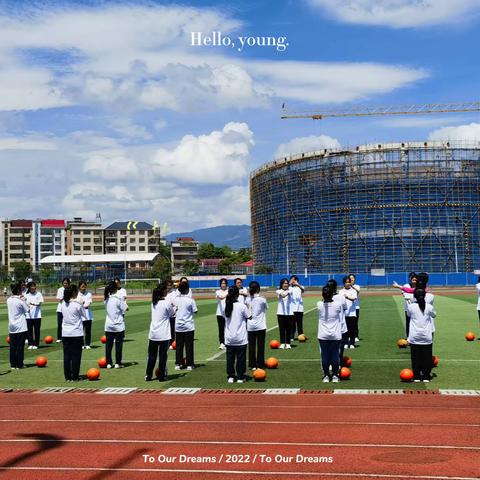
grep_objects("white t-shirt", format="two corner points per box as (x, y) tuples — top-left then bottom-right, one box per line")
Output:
(290, 285), (304, 313)
(225, 302), (250, 346)
(118, 287), (127, 300)
(61, 300), (85, 337)
(245, 295), (268, 331)
(352, 283), (360, 309)
(56, 287), (65, 313)
(338, 288), (358, 317)
(276, 288), (293, 316)
(7, 296), (29, 334)
(104, 294), (127, 333)
(333, 292), (348, 334)
(174, 295), (197, 332)
(77, 292), (93, 321)
(166, 291), (177, 314)
(216, 289), (228, 317)
(402, 283), (414, 313)
(407, 303), (436, 345)
(317, 300), (344, 341)
(149, 300), (175, 341)
(236, 287), (248, 304)
(476, 283), (480, 310)
(25, 291), (44, 319)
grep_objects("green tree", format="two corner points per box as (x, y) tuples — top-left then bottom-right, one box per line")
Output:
(218, 258), (233, 275)
(149, 257), (172, 281)
(39, 265), (54, 284)
(182, 260), (199, 276)
(255, 264), (273, 274)
(12, 261), (32, 281)
(0, 265), (9, 283)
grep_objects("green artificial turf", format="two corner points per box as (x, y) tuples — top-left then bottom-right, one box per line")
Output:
(0, 294), (478, 390)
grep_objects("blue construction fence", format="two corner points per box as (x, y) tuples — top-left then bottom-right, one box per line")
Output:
(186, 272), (480, 290)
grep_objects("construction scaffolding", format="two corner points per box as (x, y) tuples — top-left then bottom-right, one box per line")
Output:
(250, 142), (480, 273)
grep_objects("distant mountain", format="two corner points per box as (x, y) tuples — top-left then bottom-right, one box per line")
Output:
(166, 225), (251, 250)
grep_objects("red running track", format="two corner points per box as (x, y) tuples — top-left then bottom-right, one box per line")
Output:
(0, 393), (479, 480)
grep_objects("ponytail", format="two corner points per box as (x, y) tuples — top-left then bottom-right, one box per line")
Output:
(225, 286), (239, 318)
(104, 281), (118, 301)
(249, 281), (260, 296)
(63, 284), (78, 304)
(414, 288), (426, 313)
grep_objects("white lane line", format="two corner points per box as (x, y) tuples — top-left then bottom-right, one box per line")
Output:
(0, 439), (478, 450)
(0, 467), (476, 480)
(0, 419), (478, 428)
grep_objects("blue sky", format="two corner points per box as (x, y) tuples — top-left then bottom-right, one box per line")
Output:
(0, 0), (479, 231)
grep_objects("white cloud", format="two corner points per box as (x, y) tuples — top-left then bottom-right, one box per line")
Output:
(428, 123), (480, 143)
(153, 120), (168, 131)
(83, 149), (141, 180)
(309, 0), (480, 28)
(379, 116), (471, 128)
(152, 122), (254, 184)
(275, 134), (341, 157)
(108, 118), (152, 140)
(0, 135), (56, 151)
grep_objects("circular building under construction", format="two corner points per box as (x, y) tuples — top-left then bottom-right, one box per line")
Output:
(250, 142), (480, 274)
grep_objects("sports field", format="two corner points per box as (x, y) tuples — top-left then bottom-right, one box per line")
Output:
(1, 293), (479, 390)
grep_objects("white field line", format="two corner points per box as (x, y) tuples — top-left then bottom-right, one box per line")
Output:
(0, 438), (478, 451)
(0, 467), (477, 480)
(0, 419), (478, 428)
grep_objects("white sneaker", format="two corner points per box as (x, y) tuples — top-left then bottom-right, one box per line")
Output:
(82, 346), (85, 350)
(186, 366), (193, 371)
(355, 337), (360, 342)
(32, 346), (38, 350)
(85, 345), (91, 350)
(251, 367), (257, 371)
(56, 339), (62, 343)
(322, 375), (330, 383)
(25, 339), (28, 344)
(106, 364), (112, 369)
(279, 344), (285, 349)
(285, 344), (292, 349)
(228, 377), (235, 383)
(114, 364), (122, 369)
(332, 376), (340, 383)
(414, 379), (421, 383)
(27, 346), (33, 350)
(423, 379), (430, 383)
(237, 379), (244, 383)
(219, 343), (226, 350)
(174, 365), (181, 371)
(349, 345), (355, 349)
(169, 345), (174, 350)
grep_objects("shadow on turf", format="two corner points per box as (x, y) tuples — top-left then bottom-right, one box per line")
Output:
(87, 448), (149, 480)
(2, 433), (64, 469)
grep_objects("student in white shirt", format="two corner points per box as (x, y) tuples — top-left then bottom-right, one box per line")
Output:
(392, 271), (417, 339)
(224, 285), (251, 383)
(146, 282), (175, 382)
(56, 277), (71, 342)
(276, 278), (294, 349)
(7, 282), (29, 369)
(165, 280), (177, 348)
(61, 284), (85, 381)
(78, 281), (93, 349)
(114, 278), (128, 302)
(234, 278), (248, 304)
(317, 286), (344, 383)
(407, 288), (436, 382)
(245, 281), (268, 370)
(348, 274), (361, 342)
(173, 281), (198, 370)
(339, 276), (358, 349)
(25, 281), (44, 349)
(327, 279), (348, 362)
(215, 278), (229, 350)
(289, 275), (305, 340)
(104, 281), (128, 368)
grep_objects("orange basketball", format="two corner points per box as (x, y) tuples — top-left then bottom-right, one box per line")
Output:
(400, 368), (414, 382)
(36, 356), (47, 367)
(171, 340), (176, 350)
(432, 355), (439, 367)
(465, 332), (476, 341)
(297, 334), (307, 342)
(97, 357), (108, 368)
(397, 338), (408, 348)
(252, 368), (267, 381)
(339, 367), (351, 379)
(269, 340), (280, 349)
(86, 368), (100, 381)
(342, 355), (352, 367)
(100, 335), (107, 344)
(265, 357), (279, 369)
(6, 336), (10, 344)
(44, 335), (54, 344)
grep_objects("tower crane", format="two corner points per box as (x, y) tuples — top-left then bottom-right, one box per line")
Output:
(280, 101), (480, 120)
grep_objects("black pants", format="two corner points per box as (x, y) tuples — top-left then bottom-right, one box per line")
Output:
(410, 343), (433, 380)
(340, 333), (347, 361)
(105, 331), (125, 366)
(27, 318), (41, 347)
(293, 311), (304, 337)
(57, 312), (63, 340)
(175, 330), (194, 367)
(345, 316), (356, 347)
(169, 317), (176, 345)
(146, 340), (170, 381)
(248, 329), (266, 369)
(9, 331), (27, 368)
(217, 315), (225, 345)
(405, 312), (411, 338)
(355, 309), (360, 338)
(226, 344), (247, 380)
(62, 336), (83, 380)
(319, 339), (341, 377)
(277, 314), (293, 344)
(83, 320), (92, 346)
